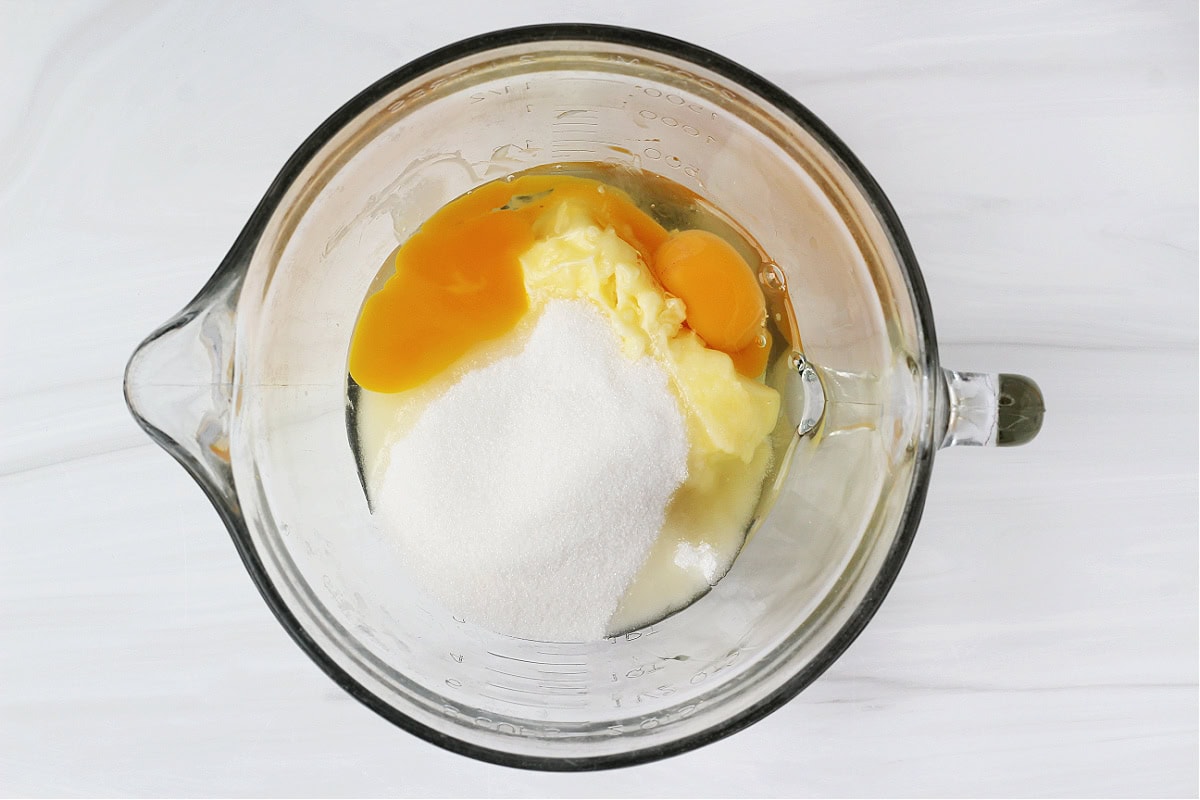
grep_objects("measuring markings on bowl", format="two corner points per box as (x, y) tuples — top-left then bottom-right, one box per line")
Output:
(636, 108), (716, 143)
(486, 649), (586, 668)
(441, 703), (545, 736)
(550, 108), (611, 160)
(610, 659), (665, 682)
(481, 684), (589, 710)
(687, 649), (742, 687)
(468, 81), (533, 103)
(609, 683), (678, 709)
(608, 53), (741, 102)
(603, 702), (700, 735)
(631, 85), (721, 143)
(485, 665), (588, 691)
(633, 85), (708, 112)
(638, 146), (700, 178)
(486, 679), (586, 697)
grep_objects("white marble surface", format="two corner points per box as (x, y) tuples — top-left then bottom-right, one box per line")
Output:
(2, 1), (1196, 796)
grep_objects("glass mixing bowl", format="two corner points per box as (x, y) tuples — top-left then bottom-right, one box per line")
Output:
(123, 24), (1044, 769)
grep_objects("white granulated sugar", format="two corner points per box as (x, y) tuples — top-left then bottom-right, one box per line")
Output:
(373, 300), (688, 641)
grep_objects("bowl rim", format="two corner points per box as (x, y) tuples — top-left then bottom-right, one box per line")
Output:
(154, 22), (939, 771)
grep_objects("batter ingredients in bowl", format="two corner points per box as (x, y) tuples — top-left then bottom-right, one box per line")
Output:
(123, 27), (1048, 767)
(348, 164), (787, 640)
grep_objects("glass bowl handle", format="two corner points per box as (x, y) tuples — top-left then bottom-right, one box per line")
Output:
(940, 369), (1045, 448)
(123, 268), (243, 512)
(779, 354), (1044, 449)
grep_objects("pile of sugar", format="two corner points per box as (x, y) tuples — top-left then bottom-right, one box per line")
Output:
(372, 300), (688, 641)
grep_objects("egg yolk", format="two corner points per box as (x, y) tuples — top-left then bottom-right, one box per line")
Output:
(652, 229), (767, 354)
(349, 175), (669, 393)
(728, 330), (772, 378)
(349, 173), (771, 392)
